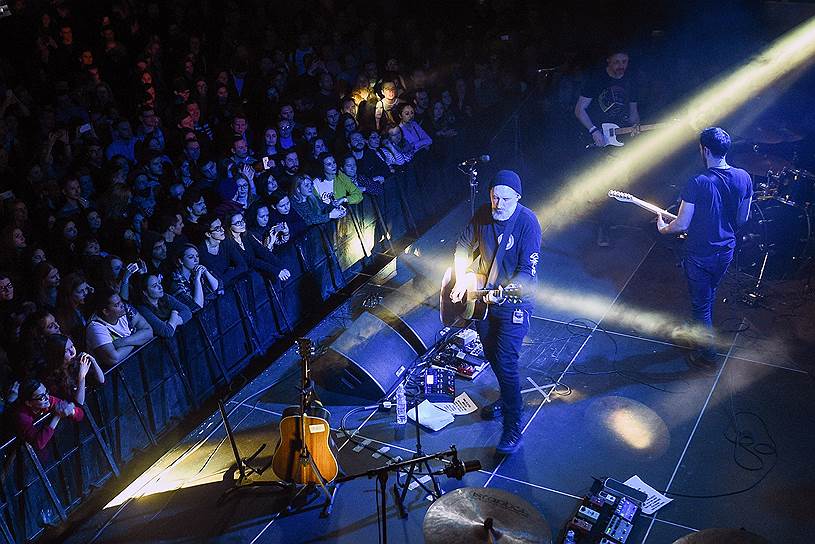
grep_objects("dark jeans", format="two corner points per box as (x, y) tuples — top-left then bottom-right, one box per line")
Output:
(683, 249), (733, 358)
(476, 304), (530, 430)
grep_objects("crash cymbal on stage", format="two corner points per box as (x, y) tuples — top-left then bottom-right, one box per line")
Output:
(728, 150), (791, 176)
(423, 487), (551, 544)
(672, 527), (770, 543)
(739, 125), (804, 144)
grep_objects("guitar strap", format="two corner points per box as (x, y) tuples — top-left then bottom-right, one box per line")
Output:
(485, 207), (520, 289)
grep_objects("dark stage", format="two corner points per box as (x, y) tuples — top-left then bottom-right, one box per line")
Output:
(62, 176), (815, 543)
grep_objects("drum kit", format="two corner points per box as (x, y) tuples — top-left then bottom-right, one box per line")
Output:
(730, 122), (813, 282)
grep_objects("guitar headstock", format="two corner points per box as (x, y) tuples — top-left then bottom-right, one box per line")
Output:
(295, 338), (316, 359)
(502, 284), (523, 304)
(608, 189), (633, 202)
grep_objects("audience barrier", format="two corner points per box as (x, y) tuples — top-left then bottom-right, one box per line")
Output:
(0, 122), (495, 542)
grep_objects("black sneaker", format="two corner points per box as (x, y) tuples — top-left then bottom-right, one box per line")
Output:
(480, 400), (503, 420)
(496, 426), (523, 455)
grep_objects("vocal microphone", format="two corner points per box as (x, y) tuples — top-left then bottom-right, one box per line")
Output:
(458, 154), (491, 166)
(440, 458), (482, 480)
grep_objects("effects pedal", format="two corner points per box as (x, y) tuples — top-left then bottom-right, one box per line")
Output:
(577, 505), (600, 523)
(424, 367), (455, 402)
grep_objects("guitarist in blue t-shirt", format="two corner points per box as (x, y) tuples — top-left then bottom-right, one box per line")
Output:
(657, 127), (753, 367)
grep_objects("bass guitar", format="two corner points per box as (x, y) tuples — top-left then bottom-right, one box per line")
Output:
(439, 267), (523, 327)
(272, 338), (339, 485)
(608, 190), (677, 220)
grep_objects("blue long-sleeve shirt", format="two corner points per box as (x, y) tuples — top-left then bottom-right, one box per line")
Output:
(454, 204), (542, 308)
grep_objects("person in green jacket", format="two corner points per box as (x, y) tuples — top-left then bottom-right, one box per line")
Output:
(312, 153), (363, 207)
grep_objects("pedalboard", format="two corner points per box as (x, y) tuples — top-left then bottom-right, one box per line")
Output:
(561, 478), (648, 543)
(435, 328), (489, 380)
(423, 367), (456, 402)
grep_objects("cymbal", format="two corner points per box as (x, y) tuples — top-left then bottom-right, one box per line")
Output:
(728, 150), (792, 176)
(423, 487), (551, 544)
(673, 528), (770, 543)
(739, 125), (804, 144)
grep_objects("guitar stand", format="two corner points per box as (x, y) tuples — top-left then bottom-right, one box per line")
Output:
(216, 399), (292, 506)
(216, 397), (339, 516)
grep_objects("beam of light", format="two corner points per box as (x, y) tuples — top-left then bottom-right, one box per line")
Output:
(587, 396), (670, 454)
(539, 15), (815, 232)
(398, 252), (725, 349)
(529, 281), (725, 350)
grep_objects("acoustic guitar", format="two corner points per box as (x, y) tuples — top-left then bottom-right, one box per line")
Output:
(272, 339), (339, 485)
(439, 267), (523, 327)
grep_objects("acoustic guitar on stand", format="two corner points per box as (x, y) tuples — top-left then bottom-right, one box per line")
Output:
(272, 338), (339, 485)
(608, 190), (677, 221)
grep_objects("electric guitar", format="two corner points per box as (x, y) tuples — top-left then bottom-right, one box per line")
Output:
(272, 338), (339, 485)
(594, 122), (665, 147)
(608, 190), (677, 220)
(439, 267), (523, 326)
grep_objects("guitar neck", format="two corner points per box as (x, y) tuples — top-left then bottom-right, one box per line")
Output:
(613, 123), (661, 136)
(630, 196), (677, 220)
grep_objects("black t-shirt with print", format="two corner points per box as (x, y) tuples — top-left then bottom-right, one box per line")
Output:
(580, 69), (639, 126)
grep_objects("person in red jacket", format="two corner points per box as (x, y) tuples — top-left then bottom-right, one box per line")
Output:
(12, 379), (84, 450)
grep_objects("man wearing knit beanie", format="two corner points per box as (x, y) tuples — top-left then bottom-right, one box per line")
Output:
(450, 169), (542, 455)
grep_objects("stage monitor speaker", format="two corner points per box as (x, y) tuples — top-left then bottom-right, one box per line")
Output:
(313, 311), (418, 400)
(373, 280), (443, 354)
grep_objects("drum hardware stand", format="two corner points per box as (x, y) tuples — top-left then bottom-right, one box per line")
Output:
(742, 251), (770, 308)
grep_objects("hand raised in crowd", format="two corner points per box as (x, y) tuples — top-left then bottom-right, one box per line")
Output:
(6, 381), (19, 404)
(56, 401), (76, 417)
(278, 269), (291, 281)
(125, 262), (140, 277)
(78, 352), (94, 379)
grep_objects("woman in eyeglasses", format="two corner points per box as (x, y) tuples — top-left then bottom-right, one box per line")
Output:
(225, 211), (290, 282)
(197, 213), (247, 286)
(12, 378), (85, 450)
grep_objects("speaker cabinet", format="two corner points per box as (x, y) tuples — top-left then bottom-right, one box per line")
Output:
(313, 311), (418, 400)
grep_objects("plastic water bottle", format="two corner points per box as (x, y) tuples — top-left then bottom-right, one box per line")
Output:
(564, 529), (576, 544)
(395, 383), (407, 425)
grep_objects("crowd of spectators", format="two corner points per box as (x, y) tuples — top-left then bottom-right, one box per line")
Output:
(0, 0), (537, 450)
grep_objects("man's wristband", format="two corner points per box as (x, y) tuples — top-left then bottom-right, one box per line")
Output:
(588, 126), (599, 134)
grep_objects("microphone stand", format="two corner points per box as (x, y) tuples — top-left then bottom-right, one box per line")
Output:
(335, 446), (463, 544)
(458, 162), (480, 218)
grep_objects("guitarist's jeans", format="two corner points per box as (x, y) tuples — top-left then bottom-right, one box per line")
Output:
(476, 305), (531, 429)
(683, 249), (733, 358)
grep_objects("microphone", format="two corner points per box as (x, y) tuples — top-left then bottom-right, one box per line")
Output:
(442, 458), (482, 480)
(458, 154), (491, 166)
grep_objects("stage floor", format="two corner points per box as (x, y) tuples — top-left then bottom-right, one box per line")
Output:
(63, 185), (815, 543)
